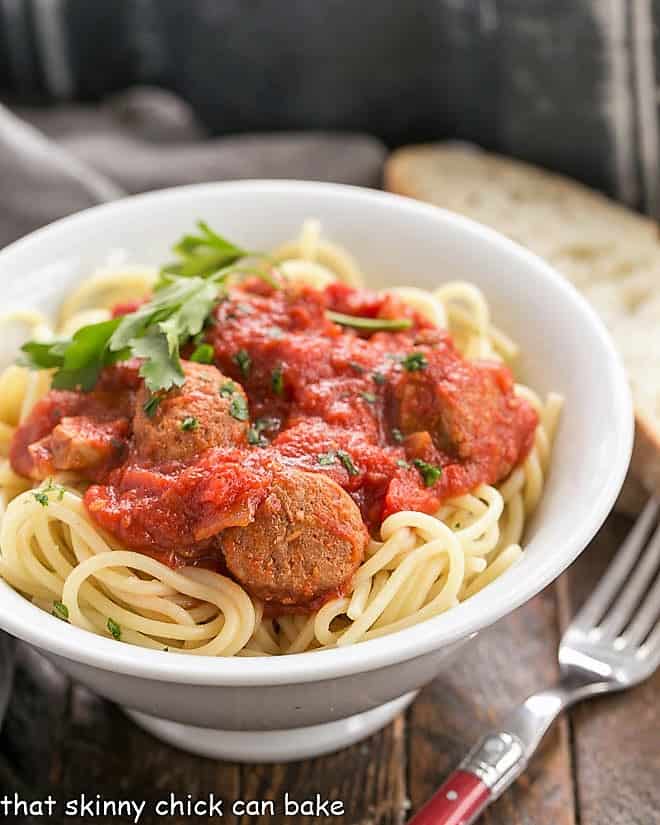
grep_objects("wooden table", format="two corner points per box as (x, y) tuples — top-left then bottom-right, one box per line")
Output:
(2, 510), (659, 825)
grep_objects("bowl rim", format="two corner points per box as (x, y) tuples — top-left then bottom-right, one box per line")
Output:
(0, 180), (634, 685)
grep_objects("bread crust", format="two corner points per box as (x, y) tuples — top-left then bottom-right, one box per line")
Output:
(385, 144), (660, 507)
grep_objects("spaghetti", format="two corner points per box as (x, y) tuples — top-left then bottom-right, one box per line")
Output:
(0, 220), (562, 656)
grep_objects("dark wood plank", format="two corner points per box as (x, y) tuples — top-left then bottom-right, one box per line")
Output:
(407, 587), (576, 825)
(560, 513), (660, 825)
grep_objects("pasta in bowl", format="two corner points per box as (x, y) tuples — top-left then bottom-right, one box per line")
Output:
(0, 182), (632, 759)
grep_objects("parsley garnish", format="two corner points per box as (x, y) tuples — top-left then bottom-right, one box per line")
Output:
(31, 479), (65, 507)
(412, 458), (442, 487)
(348, 361), (365, 373)
(247, 417), (278, 447)
(271, 364), (284, 396)
(107, 618), (122, 640)
(402, 352), (428, 372)
(361, 391), (377, 404)
(142, 394), (161, 417)
(180, 416), (198, 431)
(391, 428), (404, 444)
(229, 395), (249, 421)
(233, 349), (251, 379)
(219, 380), (236, 397)
(317, 452), (336, 466)
(327, 311), (412, 332)
(33, 491), (49, 507)
(337, 450), (359, 476)
(161, 220), (247, 280)
(372, 371), (386, 385)
(52, 601), (69, 621)
(190, 343), (214, 364)
(396, 459), (411, 469)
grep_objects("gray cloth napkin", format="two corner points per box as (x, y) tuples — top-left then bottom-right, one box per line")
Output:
(2, 86), (387, 248)
(0, 86), (386, 729)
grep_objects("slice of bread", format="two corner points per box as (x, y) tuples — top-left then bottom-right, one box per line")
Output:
(385, 144), (660, 503)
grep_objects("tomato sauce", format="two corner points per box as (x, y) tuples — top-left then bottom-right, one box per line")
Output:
(11, 280), (538, 582)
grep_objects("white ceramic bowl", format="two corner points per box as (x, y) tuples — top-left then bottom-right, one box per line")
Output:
(0, 181), (633, 762)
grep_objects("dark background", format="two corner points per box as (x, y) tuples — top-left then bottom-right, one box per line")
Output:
(2, 0), (660, 213)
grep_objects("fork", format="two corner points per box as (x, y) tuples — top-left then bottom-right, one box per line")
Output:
(407, 498), (660, 825)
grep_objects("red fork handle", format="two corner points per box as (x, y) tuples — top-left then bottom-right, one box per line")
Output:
(406, 770), (491, 825)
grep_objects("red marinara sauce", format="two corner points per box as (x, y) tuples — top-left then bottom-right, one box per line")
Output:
(10, 280), (538, 610)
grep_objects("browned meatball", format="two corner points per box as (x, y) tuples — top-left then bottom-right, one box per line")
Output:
(221, 466), (367, 611)
(133, 360), (248, 462)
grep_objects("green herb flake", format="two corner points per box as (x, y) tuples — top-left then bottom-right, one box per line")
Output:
(271, 364), (284, 396)
(401, 352), (428, 372)
(233, 349), (251, 379)
(229, 395), (249, 421)
(327, 311), (412, 332)
(219, 380), (236, 397)
(391, 428), (404, 444)
(337, 450), (359, 477)
(52, 600), (69, 621)
(190, 343), (214, 364)
(180, 416), (199, 431)
(348, 361), (365, 374)
(396, 459), (410, 469)
(317, 452), (337, 466)
(372, 371), (386, 385)
(107, 618), (122, 641)
(142, 394), (161, 418)
(360, 391), (377, 404)
(32, 490), (49, 507)
(412, 458), (443, 488)
(247, 417), (278, 447)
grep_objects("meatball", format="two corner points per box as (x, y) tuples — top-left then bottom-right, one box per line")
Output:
(221, 466), (367, 610)
(133, 361), (248, 462)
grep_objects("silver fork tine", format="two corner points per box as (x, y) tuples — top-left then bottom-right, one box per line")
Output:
(623, 568), (660, 647)
(599, 520), (660, 640)
(569, 498), (659, 633)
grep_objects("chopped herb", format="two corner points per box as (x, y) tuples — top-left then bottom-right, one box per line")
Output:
(180, 416), (199, 431)
(107, 618), (122, 640)
(402, 352), (428, 372)
(267, 326), (284, 339)
(412, 458), (442, 487)
(229, 395), (249, 421)
(52, 601), (69, 621)
(327, 311), (412, 332)
(271, 364), (284, 396)
(142, 394), (161, 417)
(396, 459), (411, 469)
(31, 479), (65, 507)
(233, 349), (251, 379)
(161, 220), (248, 280)
(190, 343), (214, 364)
(391, 428), (404, 444)
(247, 417), (279, 447)
(32, 490), (49, 507)
(348, 361), (365, 373)
(317, 452), (337, 466)
(337, 450), (359, 476)
(219, 380), (236, 397)
(372, 371), (386, 385)
(360, 391), (377, 404)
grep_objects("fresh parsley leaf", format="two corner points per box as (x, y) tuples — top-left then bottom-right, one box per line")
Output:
(317, 452), (336, 466)
(142, 394), (161, 417)
(233, 349), (251, 379)
(180, 416), (198, 431)
(372, 371), (386, 385)
(162, 220), (248, 279)
(271, 364), (284, 396)
(337, 450), (359, 476)
(190, 343), (214, 364)
(391, 428), (404, 444)
(219, 380), (236, 397)
(107, 618), (122, 640)
(247, 417), (278, 447)
(229, 395), (249, 421)
(412, 458), (442, 487)
(52, 601), (69, 621)
(401, 352), (428, 372)
(360, 391), (377, 404)
(32, 490), (49, 507)
(348, 361), (365, 373)
(327, 311), (412, 332)
(31, 480), (63, 506)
